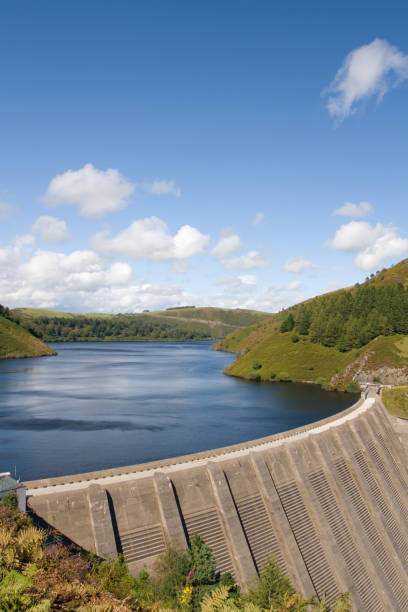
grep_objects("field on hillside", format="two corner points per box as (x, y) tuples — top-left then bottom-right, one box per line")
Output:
(0, 316), (56, 359)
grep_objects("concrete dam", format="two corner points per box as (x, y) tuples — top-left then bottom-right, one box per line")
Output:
(25, 387), (408, 611)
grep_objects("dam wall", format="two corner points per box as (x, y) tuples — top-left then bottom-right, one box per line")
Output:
(25, 388), (408, 611)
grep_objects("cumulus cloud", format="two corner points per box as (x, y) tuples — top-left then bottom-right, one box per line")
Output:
(333, 201), (372, 218)
(42, 163), (135, 217)
(0, 237), (299, 314)
(145, 179), (181, 197)
(221, 250), (269, 270)
(31, 216), (71, 244)
(18, 250), (132, 289)
(283, 256), (317, 274)
(211, 234), (242, 257)
(252, 212), (266, 226)
(0, 202), (14, 218)
(281, 280), (302, 291)
(215, 275), (256, 294)
(92, 217), (209, 261)
(327, 221), (408, 270)
(325, 38), (408, 121)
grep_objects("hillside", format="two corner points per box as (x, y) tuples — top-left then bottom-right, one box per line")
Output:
(214, 259), (408, 391)
(12, 306), (271, 343)
(0, 308), (57, 360)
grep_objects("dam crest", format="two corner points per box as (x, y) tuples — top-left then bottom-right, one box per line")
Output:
(26, 386), (408, 611)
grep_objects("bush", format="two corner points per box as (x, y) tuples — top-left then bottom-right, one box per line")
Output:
(252, 360), (262, 370)
(246, 557), (294, 609)
(248, 372), (261, 381)
(291, 334), (299, 343)
(277, 372), (291, 382)
(269, 372), (277, 380)
(0, 491), (18, 512)
(345, 381), (361, 394)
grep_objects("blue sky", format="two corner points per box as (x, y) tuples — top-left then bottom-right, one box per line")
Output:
(1, 0), (408, 313)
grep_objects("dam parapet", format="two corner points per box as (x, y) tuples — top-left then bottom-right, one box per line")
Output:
(25, 387), (408, 611)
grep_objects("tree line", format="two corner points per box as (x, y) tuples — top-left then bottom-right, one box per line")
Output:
(280, 284), (408, 351)
(12, 314), (214, 342)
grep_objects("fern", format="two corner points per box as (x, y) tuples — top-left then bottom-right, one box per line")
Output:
(201, 586), (231, 612)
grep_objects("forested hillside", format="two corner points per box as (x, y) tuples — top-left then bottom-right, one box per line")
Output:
(214, 259), (408, 390)
(12, 307), (271, 343)
(279, 284), (408, 351)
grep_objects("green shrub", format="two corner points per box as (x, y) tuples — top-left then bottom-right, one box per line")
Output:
(248, 371), (261, 381)
(269, 372), (276, 380)
(291, 334), (299, 343)
(252, 360), (262, 370)
(345, 381), (361, 393)
(245, 557), (294, 609)
(0, 491), (18, 512)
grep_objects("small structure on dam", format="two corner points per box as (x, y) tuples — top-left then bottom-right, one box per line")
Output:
(25, 387), (408, 611)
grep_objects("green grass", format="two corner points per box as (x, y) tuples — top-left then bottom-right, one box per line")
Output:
(225, 331), (360, 385)
(222, 331), (408, 390)
(155, 306), (271, 327)
(382, 386), (408, 418)
(0, 316), (56, 359)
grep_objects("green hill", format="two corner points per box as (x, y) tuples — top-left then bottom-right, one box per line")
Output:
(0, 306), (56, 359)
(11, 306), (271, 343)
(214, 259), (408, 391)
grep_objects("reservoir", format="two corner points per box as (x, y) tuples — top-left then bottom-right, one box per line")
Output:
(0, 341), (356, 481)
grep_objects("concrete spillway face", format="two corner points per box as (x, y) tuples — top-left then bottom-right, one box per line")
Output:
(25, 391), (408, 611)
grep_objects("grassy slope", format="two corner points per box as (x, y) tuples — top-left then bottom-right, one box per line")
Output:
(0, 316), (56, 359)
(12, 307), (272, 342)
(155, 307), (271, 326)
(382, 385), (408, 417)
(214, 259), (408, 389)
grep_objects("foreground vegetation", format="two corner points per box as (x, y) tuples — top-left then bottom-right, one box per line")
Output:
(0, 494), (352, 611)
(0, 306), (56, 360)
(215, 259), (408, 390)
(12, 307), (271, 343)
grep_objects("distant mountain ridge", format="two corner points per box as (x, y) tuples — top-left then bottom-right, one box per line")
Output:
(11, 306), (271, 343)
(214, 259), (408, 391)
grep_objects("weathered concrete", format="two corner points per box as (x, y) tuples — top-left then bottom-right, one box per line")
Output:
(25, 388), (408, 610)
(88, 484), (118, 559)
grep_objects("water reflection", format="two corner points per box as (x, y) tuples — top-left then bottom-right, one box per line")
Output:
(0, 342), (356, 480)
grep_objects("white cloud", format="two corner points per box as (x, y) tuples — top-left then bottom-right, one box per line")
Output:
(283, 256), (317, 274)
(211, 234), (242, 257)
(0, 238), (301, 314)
(281, 280), (302, 291)
(252, 212), (266, 226)
(221, 250), (269, 270)
(215, 275), (256, 294)
(0, 202), (14, 218)
(326, 38), (408, 121)
(42, 163), (135, 217)
(333, 201), (372, 218)
(145, 179), (181, 197)
(31, 216), (71, 244)
(327, 220), (408, 270)
(239, 274), (256, 285)
(92, 217), (209, 261)
(19, 249), (132, 290)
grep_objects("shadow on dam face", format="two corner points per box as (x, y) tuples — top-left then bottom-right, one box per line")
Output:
(25, 387), (408, 611)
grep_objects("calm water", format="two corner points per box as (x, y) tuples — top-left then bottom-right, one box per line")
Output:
(0, 342), (356, 481)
